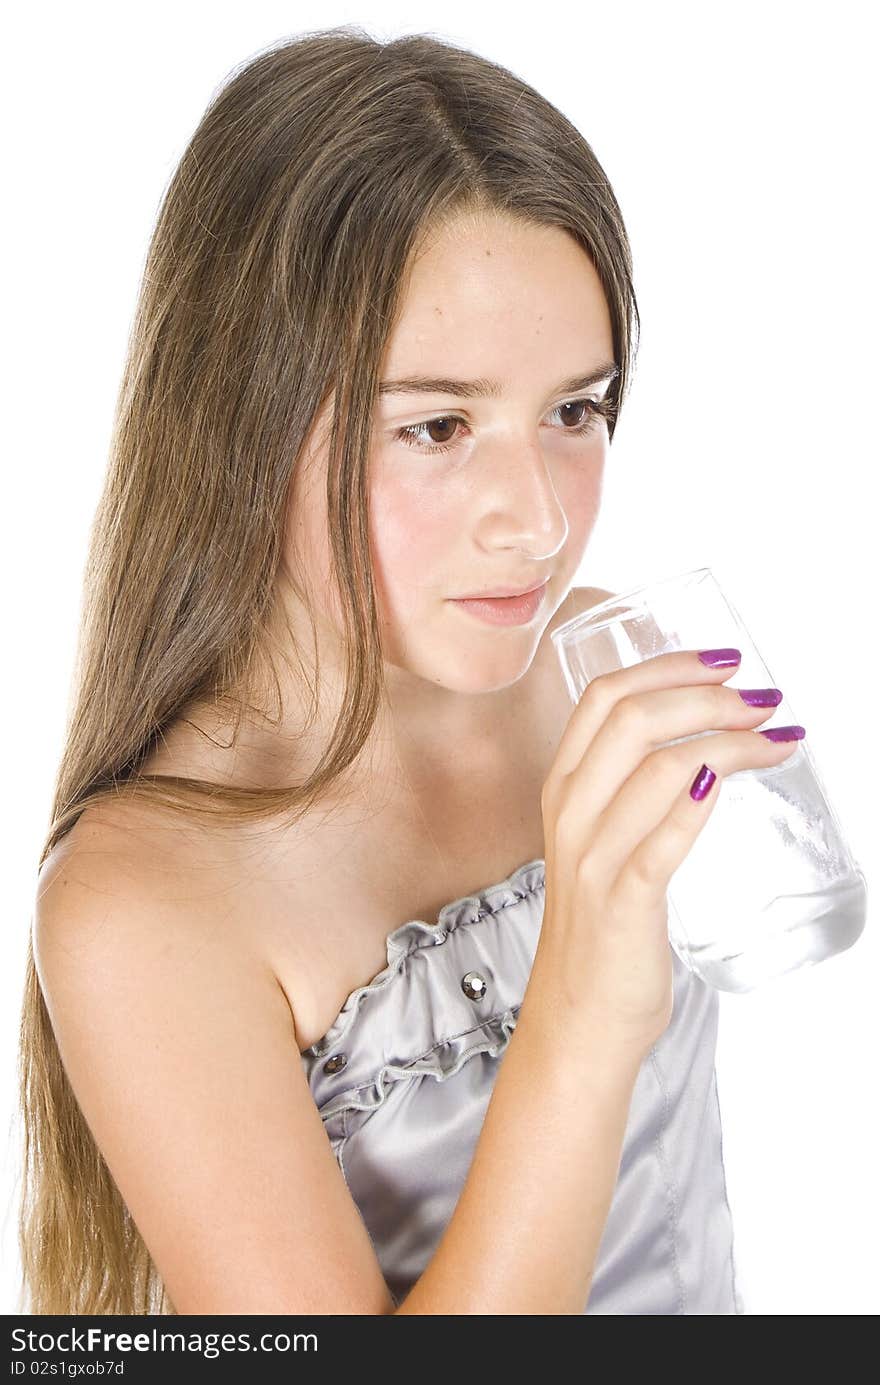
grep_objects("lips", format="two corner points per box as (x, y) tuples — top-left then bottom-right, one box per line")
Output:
(449, 579), (550, 627)
(454, 577), (550, 600)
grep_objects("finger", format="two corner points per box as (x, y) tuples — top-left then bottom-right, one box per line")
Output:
(551, 648), (742, 780)
(587, 728), (801, 897)
(551, 679), (777, 857)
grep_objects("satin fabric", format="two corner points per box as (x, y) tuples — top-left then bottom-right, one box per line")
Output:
(300, 859), (745, 1314)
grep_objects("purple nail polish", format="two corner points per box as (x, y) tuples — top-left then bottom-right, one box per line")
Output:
(738, 688), (784, 707)
(758, 725), (806, 742)
(690, 764), (716, 800)
(698, 648), (741, 668)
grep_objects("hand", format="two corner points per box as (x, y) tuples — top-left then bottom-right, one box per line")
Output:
(531, 649), (799, 1056)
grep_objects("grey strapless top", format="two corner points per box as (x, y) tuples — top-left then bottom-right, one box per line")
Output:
(299, 858), (745, 1315)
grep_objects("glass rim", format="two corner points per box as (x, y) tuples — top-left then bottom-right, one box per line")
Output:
(550, 564), (714, 647)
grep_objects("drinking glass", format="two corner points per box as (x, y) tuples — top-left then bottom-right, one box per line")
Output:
(550, 566), (867, 992)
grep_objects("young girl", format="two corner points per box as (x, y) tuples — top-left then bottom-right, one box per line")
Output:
(19, 27), (800, 1315)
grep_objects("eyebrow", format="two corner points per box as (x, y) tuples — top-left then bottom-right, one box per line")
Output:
(377, 361), (620, 399)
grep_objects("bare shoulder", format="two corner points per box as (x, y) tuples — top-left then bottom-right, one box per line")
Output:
(32, 793), (292, 1043)
(37, 802), (209, 953)
(33, 799), (254, 1024)
(40, 796), (215, 878)
(31, 799), (395, 1313)
(34, 795), (323, 1051)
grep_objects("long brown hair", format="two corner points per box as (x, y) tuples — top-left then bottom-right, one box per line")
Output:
(17, 24), (640, 1314)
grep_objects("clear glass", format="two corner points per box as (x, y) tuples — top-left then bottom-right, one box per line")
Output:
(550, 566), (867, 993)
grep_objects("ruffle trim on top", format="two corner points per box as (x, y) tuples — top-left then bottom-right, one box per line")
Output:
(299, 857), (547, 1119)
(313, 1008), (522, 1124)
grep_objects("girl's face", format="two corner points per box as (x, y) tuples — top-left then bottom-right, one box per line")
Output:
(289, 209), (616, 704)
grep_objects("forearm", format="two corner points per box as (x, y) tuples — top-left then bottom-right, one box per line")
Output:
(394, 996), (643, 1315)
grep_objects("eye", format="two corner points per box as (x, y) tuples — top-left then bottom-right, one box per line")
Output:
(394, 396), (613, 456)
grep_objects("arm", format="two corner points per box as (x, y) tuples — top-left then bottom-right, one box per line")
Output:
(34, 833), (640, 1316)
(395, 984), (642, 1314)
(34, 838), (396, 1315)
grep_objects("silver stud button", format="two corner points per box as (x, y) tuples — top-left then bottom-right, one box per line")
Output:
(461, 971), (488, 1001)
(323, 1053), (348, 1075)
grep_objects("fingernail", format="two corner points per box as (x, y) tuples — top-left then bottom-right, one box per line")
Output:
(690, 764), (717, 800)
(738, 688), (783, 707)
(698, 648), (741, 667)
(758, 724), (806, 742)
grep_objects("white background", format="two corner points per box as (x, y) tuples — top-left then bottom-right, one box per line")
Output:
(3, 0), (877, 1315)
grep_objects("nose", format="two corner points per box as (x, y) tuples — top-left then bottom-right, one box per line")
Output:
(475, 440), (569, 557)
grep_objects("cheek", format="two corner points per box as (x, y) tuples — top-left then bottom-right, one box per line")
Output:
(368, 481), (456, 619)
(555, 447), (605, 547)
(366, 450), (606, 627)
(561, 471), (603, 542)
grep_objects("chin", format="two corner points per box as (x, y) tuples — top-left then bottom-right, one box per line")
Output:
(435, 636), (543, 696)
